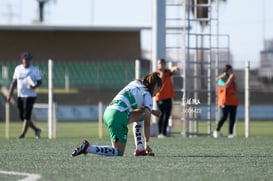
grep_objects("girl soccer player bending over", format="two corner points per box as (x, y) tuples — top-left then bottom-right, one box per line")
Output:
(71, 72), (162, 156)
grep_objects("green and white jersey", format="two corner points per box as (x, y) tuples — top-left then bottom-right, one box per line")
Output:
(107, 80), (153, 112)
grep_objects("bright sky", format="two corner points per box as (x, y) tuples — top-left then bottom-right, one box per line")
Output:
(0, 0), (272, 69)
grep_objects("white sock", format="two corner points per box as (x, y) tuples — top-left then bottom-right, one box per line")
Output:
(87, 145), (120, 156)
(133, 121), (144, 151)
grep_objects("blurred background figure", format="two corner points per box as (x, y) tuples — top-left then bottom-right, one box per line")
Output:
(7, 52), (42, 139)
(214, 64), (239, 138)
(155, 58), (179, 138)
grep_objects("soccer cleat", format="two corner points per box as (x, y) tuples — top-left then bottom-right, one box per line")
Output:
(134, 149), (147, 156)
(213, 131), (223, 138)
(146, 151), (155, 156)
(18, 135), (25, 139)
(35, 129), (42, 139)
(71, 140), (90, 157)
(145, 148), (155, 156)
(227, 134), (235, 138)
(157, 134), (167, 138)
(134, 149), (155, 156)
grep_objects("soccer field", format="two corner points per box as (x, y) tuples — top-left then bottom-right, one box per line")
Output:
(0, 121), (272, 181)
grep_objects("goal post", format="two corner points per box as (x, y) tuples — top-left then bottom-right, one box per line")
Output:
(245, 61), (250, 138)
(98, 101), (103, 138)
(33, 59), (57, 139)
(2, 86), (15, 139)
(34, 59), (57, 139)
(5, 102), (10, 139)
(48, 59), (55, 139)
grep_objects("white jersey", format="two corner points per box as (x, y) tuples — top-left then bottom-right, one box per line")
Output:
(108, 80), (153, 112)
(13, 64), (42, 97)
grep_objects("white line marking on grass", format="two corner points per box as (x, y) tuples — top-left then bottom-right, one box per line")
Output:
(0, 170), (41, 181)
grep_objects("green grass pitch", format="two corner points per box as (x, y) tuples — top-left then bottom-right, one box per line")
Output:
(0, 121), (272, 181)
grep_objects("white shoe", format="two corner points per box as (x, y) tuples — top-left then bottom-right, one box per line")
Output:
(227, 134), (235, 138)
(213, 131), (223, 138)
(157, 134), (166, 138)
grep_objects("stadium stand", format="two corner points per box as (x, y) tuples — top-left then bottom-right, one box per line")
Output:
(0, 61), (149, 89)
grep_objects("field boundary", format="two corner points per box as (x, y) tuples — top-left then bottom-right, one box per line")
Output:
(0, 170), (41, 181)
